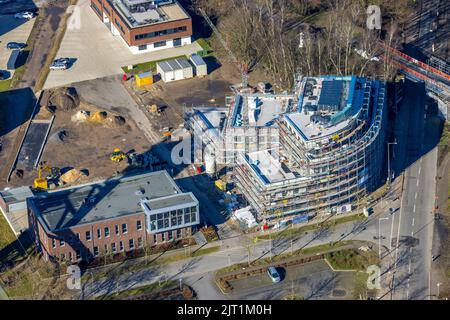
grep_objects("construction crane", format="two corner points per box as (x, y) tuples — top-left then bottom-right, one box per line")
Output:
(198, 8), (248, 88)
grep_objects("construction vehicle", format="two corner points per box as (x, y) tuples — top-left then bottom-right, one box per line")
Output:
(110, 148), (127, 162)
(34, 165), (61, 190)
(149, 104), (160, 115)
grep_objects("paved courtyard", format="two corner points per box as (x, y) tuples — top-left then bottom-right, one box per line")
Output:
(43, 0), (202, 89)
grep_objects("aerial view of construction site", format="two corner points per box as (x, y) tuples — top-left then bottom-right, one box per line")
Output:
(0, 0), (449, 309)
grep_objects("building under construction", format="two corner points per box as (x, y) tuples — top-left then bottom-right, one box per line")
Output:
(187, 75), (387, 221)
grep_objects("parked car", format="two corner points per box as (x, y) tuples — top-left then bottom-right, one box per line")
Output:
(49, 62), (68, 70)
(0, 70), (10, 81)
(54, 57), (70, 65)
(267, 266), (281, 283)
(14, 12), (35, 20)
(6, 42), (26, 50)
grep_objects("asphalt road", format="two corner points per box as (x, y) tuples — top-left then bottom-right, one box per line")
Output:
(386, 79), (440, 300)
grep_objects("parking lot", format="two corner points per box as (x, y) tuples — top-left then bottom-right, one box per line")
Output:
(228, 260), (357, 300)
(43, 0), (202, 89)
(0, 14), (36, 79)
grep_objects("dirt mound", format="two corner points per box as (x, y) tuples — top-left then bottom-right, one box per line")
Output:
(60, 168), (87, 185)
(42, 87), (80, 112)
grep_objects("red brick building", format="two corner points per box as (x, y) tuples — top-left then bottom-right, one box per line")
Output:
(28, 171), (199, 263)
(90, 0), (193, 54)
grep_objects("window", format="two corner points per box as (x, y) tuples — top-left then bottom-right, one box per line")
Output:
(112, 243), (117, 253)
(119, 241), (124, 252)
(173, 38), (182, 47)
(122, 223), (127, 234)
(153, 234), (157, 244)
(184, 208), (191, 223)
(52, 239), (56, 248)
(137, 237), (143, 248)
(86, 231), (91, 241)
(129, 239), (134, 250)
(138, 44), (147, 51)
(60, 253), (65, 261)
(69, 252), (72, 261)
(163, 212), (170, 229)
(115, 225), (119, 235)
(176, 229), (182, 239)
(137, 220), (142, 231)
(153, 40), (166, 48)
(97, 228), (101, 239)
(93, 246), (99, 257)
(60, 239), (65, 247)
(104, 244), (108, 254)
(168, 231), (173, 241)
(91, 3), (101, 16)
(103, 5), (110, 16)
(135, 26), (187, 40)
(104, 227), (110, 237)
(190, 206), (197, 223)
(76, 233), (80, 239)
(75, 250), (81, 260)
(162, 233), (166, 242)
(170, 211), (177, 227)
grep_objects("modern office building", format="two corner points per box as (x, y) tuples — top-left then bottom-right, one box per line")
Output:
(234, 75), (387, 221)
(28, 171), (199, 262)
(90, 0), (192, 54)
(187, 75), (387, 223)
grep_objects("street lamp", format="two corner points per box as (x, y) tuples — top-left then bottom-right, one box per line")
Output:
(378, 217), (389, 258)
(387, 141), (397, 185)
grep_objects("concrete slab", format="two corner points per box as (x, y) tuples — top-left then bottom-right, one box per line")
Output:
(43, 0), (202, 89)
(0, 14), (36, 77)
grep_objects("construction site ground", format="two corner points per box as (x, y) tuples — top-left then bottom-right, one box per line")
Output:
(4, 97), (150, 189)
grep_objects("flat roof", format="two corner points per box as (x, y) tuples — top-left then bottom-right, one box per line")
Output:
(287, 75), (365, 141)
(243, 150), (296, 184)
(30, 171), (182, 232)
(190, 54), (206, 66)
(113, 0), (189, 28)
(231, 94), (293, 128)
(157, 57), (191, 73)
(0, 187), (34, 204)
(142, 192), (197, 211)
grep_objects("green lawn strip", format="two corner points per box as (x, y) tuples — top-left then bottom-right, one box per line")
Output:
(84, 245), (220, 283)
(324, 248), (379, 271)
(97, 279), (177, 300)
(255, 213), (364, 241)
(215, 241), (357, 276)
(0, 79), (12, 92)
(0, 214), (16, 250)
(122, 55), (187, 75)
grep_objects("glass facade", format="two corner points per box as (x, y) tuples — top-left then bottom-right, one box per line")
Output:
(148, 206), (197, 232)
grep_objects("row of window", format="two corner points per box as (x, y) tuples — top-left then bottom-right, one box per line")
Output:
(148, 206), (197, 232)
(57, 229), (185, 262)
(114, 18), (125, 33)
(91, 3), (101, 17)
(135, 26), (187, 40)
(51, 220), (143, 249)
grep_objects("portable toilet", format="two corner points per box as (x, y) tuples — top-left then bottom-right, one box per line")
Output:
(135, 72), (153, 87)
(190, 54), (207, 77)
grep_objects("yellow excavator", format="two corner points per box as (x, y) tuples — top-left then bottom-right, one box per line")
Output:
(34, 165), (61, 190)
(110, 148), (127, 162)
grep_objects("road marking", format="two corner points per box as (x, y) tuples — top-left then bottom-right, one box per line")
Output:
(418, 167), (421, 175)
(411, 230), (414, 236)
(408, 260), (412, 273)
(414, 192), (418, 200)
(412, 218), (415, 226)
(413, 204), (416, 212)
(410, 247), (413, 253)
(416, 179), (420, 187)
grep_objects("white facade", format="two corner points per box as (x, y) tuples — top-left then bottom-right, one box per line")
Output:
(129, 36), (191, 54)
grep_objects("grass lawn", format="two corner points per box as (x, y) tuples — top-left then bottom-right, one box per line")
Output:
(98, 280), (177, 300)
(325, 248), (379, 271)
(255, 213), (364, 241)
(0, 214), (16, 250)
(0, 79), (12, 92)
(122, 55), (187, 75)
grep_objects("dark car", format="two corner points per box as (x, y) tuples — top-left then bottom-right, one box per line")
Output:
(0, 70), (11, 81)
(7, 42), (26, 50)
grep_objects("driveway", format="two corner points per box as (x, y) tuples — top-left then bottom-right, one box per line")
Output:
(0, 14), (36, 78)
(43, 0), (202, 89)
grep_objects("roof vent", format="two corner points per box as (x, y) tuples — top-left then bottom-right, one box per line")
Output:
(136, 188), (145, 196)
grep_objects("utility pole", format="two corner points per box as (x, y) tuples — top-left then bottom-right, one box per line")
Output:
(378, 217), (389, 259)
